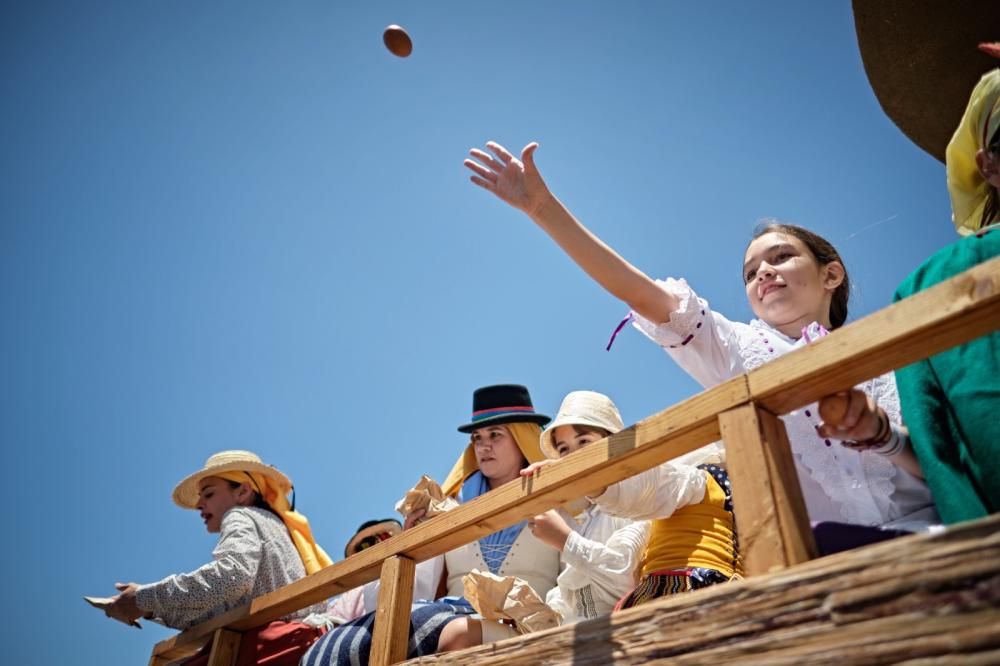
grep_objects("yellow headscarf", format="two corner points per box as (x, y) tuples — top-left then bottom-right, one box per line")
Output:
(440, 422), (546, 497)
(946, 69), (1000, 235)
(216, 470), (333, 575)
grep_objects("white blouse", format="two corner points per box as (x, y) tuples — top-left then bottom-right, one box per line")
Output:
(630, 277), (939, 531)
(135, 506), (318, 630)
(545, 506), (649, 624)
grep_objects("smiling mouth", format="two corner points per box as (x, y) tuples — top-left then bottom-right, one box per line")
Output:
(760, 283), (784, 299)
(201, 512), (212, 523)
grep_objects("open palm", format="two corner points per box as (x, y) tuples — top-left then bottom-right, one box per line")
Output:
(464, 141), (550, 216)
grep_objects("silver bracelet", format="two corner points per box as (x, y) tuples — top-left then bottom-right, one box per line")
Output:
(872, 425), (907, 457)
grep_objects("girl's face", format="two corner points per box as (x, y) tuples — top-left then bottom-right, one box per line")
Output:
(550, 425), (606, 458)
(196, 476), (249, 533)
(743, 232), (843, 337)
(976, 147), (1000, 189)
(471, 425), (526, 487)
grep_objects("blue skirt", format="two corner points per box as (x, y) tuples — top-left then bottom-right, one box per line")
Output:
(300, 599), (476, 666)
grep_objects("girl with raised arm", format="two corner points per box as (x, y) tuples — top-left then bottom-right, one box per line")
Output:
(464, 142), (938, 546)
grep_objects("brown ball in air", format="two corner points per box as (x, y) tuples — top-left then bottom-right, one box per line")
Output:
(383, 25), (413, 58)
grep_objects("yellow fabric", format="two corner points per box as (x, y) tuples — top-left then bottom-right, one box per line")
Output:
(440, 422), (546, 497)
(216, 471), (333, 575)
(946, 69), (1000, 235)
(640, 470), (742, 579)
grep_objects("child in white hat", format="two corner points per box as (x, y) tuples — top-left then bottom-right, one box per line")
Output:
(525, 391), (741, 611)
(524, 391), (649, 623)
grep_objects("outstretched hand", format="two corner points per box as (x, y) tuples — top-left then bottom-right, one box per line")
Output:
(464, 141), (552, 217)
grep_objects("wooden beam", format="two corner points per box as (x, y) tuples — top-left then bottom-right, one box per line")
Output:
(749, 255), (1000, 414)
(405, 515), (1000, 665)
(205, 628), (241, 666)
(370, 556), (417, 666)
(719, 403), (816, 576)
(151, 375), (749, 660)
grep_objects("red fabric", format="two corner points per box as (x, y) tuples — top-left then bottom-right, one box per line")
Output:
(181, 621), (325, 666)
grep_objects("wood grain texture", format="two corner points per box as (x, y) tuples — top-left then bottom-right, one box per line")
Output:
(749, 255), (1000, 414)
(405, 515), (1000, 665)
(205, 628), (241, 666)
(370, 556), (417, 666)
(719, 403), (816, 576)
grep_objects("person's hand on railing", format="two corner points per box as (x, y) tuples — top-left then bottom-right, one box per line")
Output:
(403, 508), (427, 531)
(528, 509), (574, 551)
(817, 389), (924, 478)
(520, 459), (556, 478)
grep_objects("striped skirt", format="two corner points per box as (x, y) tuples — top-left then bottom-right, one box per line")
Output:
(300, 599), (476, 666)
(614, 567), (731, 611)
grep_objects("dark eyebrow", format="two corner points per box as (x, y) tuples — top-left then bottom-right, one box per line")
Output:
(743, 243), (796, 273)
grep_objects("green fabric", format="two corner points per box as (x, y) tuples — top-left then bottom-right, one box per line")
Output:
(892, 229), (1000, 524)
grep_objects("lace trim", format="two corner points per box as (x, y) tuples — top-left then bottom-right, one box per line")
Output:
(629, 278), (707, 348)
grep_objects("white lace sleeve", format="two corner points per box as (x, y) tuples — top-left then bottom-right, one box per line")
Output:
(596, 462), (706, 521)
(629, 278), (748, 387)
(560, 518), (649, 598)
(135, 509), (263, 629)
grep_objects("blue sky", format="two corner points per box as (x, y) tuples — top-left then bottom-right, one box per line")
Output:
(1, 2), (957, 664)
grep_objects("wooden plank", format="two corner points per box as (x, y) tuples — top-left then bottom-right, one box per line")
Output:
(151, 375), (750, 659)
(404, 515), (1000, 665)
(719, 403), (816, 576)
(749, 255), (1000, 414)
(370, 556), (417, 666)
(205, 628), (241, 666)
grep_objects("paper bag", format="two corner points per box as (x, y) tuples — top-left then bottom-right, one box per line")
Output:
(395, 475), (459, 519)
(462, 569), (560, 634)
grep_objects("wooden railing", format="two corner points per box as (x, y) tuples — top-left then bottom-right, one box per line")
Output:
(149, 256), (1000, 666)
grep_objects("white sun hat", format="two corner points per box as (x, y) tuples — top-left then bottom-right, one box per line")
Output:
(539, 391), (625, 459)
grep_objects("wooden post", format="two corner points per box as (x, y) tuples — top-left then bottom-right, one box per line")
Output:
(719, 402), (817, 576)
(370, 555), (416, 666)
(205, 628), (242, 666)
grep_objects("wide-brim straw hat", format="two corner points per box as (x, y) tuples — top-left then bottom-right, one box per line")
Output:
(540, 391), (625, 459)
(344, 518), (402, 557)
(852, 0), (1000, 163)
(172, 450), (292, 509)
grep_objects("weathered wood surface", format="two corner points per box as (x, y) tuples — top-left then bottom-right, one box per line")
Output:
(408, 515), (1000, 665)
(370, 556), (417, 666)
(749, 255), (1000, 415)
(151, 376), (749, 660)
(719, 403), (816, 576)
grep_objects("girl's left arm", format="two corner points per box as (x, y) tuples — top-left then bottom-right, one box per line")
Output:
(134, 510), (264, 629)
(817, 389), (924, 478)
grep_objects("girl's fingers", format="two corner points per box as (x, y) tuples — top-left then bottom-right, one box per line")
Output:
(486, 141), (515, 164)
(464, 158), (497, 181)
(521, 142), (539, 172)
(469, 175), (493, 190)
(841, 390), (866, 429)
(468, 149), (505, 174)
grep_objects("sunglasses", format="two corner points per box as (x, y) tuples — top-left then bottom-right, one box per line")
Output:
(355, 531), (394, 552)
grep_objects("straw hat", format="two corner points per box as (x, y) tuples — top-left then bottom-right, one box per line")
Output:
(852, 0), (1000, 163)
(539, 391), (625, 459)
(172, 450), (292, 509)
(344, 518), (402, 558)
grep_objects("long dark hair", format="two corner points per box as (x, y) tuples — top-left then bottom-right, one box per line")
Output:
(750, 221), (850, 329)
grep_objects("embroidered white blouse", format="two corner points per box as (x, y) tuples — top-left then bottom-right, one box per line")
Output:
(135, 506), (318, 630)
(545, 506), (649, 624)
(630, 277), (939, 531)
